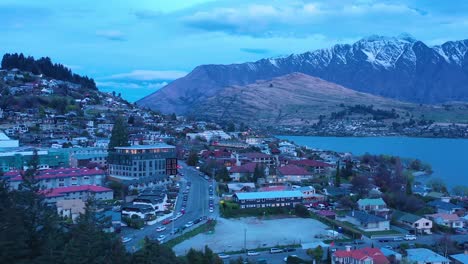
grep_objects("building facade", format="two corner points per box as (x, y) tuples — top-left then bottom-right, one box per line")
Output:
(108, 144), (177, 184)
(233, 190), (303, 209)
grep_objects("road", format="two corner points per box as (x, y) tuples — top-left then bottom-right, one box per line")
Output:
(122, 161), (215, 252)
(224, 249), (313, 264)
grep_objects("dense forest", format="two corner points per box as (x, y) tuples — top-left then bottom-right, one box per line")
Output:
(1, 53), (97, 90)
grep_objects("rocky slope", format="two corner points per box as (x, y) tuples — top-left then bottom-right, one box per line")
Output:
(137, 35), (468, 114)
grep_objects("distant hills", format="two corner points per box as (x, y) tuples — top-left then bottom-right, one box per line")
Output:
(191, 73), (418, 126)
(137, 35), (468, 115)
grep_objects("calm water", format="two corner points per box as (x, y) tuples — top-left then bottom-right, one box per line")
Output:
(278, 136), (468, 189)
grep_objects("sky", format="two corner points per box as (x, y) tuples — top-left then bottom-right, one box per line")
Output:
(1, 0), (468, 101)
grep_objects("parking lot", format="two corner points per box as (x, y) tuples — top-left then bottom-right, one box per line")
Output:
(173, 217), (329, 255)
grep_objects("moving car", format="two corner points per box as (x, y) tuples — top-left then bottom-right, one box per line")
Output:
(121, 237), (132, 243)
(247, 251), (260, 256)
(218, 253), (230, 259)
(156, 226), (166, 232)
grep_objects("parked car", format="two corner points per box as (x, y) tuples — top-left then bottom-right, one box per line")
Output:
(393, 237), (403, 241)
(209, 207), (214, 213)
(185, 221), (194, 228)
(283, 248), (296, 252)
(270, 248), (283, 254)
(121, 237), (132, 243)
(218, 253), (230, 259)
(194, 218), (201, 224)
(284, 255), (298, 262)
(404, 234), (417, 241)
(156, 235), (166, 242)
(162, 219), (172, 225)
(247, 251), (260, 256)
(156, 226), (166, 232)
(354, 240), (365, 244)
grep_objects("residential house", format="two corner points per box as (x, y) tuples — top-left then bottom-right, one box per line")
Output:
(357, 198), (387, 212)
(56, 199), (86, 223)
(406, 248), (450, 264)
(293, 185), (325, 201)
(133, 192), (168, 212)
(428, 200), (465, 215)
(229, 162), (257, 181)
(332, 247), (389, 264)
(278, 165), (314, 182)
(450, 252), (468, 264)
(227, 182), (256, 193)
(289, 159), (332, 174)
(121, 204), (155, 221)
(427, 213), (464, 229)
(380, 248), (402, 262)
(241, 152), (275, 165)
(233, 190), (303, 209)
(344, 210), (390, 232)
(392, 211), (433, 234)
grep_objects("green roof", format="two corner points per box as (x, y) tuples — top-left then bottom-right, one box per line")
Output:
(357, 198), (386, 206)
(392, 210), (424, 223)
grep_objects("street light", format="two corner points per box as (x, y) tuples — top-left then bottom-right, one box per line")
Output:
(244, 228), (247, 254)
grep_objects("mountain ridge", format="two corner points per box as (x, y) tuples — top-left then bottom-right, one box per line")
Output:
(137, 35), (468, 114)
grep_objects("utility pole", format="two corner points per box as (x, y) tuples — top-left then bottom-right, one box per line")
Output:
(244, 228), (247, 254)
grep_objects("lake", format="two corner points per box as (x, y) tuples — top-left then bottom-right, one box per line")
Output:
(277, 136), (468, 190)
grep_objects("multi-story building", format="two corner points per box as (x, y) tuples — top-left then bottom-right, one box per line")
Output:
(233, 190), (303, 209)
(43, 185), (114, 203)
(5, 167), (105, 189)
(107, 144), (177, 187)
(0, 131), (19, 148)
(0, 147), (70, 172)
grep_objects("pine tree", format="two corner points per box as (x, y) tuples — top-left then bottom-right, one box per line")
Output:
(109, 116), (129, 150)
(406, 177), (413, 195)
(335, 161), (341, 187)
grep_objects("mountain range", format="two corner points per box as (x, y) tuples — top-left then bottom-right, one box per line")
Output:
(136, 35), (468, 115)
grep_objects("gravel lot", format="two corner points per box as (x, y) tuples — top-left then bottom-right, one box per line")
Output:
(173, 217), (329, 255)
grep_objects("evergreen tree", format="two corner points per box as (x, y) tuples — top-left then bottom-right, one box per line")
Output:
(109, 116), (129, 150)
(187, 151), (199, 166)
(335, 161), (341, 187)
(406, 177), (413, 195)
(215, 166), (231, 183)
(253, 163), (265, 183)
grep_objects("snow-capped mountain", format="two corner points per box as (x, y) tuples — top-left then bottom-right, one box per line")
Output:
(137, 35), (468, 114)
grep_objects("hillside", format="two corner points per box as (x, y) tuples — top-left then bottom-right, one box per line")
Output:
(137, 35), (468, 114)
(191, 73), (416, 126)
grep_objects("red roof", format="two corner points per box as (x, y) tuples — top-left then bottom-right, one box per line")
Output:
(230, 162), (257, 173)
(201, 149), (232, 159)
(290, 159), (332, 167)
(7, 168), (105, 181)
(41, 185), (112, 198)
(278, 165), (311, 176)
(242, 152), (272, 159)
(334, 248), (389, 264)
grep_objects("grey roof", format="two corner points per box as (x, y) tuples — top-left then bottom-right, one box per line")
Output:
(235, 190), (303, 200)
(406, 248), (449, 263)
(392, 210), (426, 223)
(347, 211), (387, 224)
(428, 200), (461, 211)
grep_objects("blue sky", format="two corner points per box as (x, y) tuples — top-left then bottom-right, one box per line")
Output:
(1, 0), (468, 101)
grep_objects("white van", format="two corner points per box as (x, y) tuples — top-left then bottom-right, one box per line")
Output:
(404, 234), (417, 241)
(270, 248), (283, 254)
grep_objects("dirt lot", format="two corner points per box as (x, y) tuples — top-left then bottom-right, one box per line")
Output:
(173, 217), (329, 255)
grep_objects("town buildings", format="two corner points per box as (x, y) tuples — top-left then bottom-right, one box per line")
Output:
(406, 248), (450, 264)
(107, 143), (177, 188)
(332, 247), (389, 264)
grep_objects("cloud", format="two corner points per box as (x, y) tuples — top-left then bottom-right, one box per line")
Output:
(134, 10), (162, 20)
(181, 1), (425, 37)
(97, 81), (168, 90)
(104, 70), (187, 81)
(96, 30), (126, 41)
(240, 48), (270, 54)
